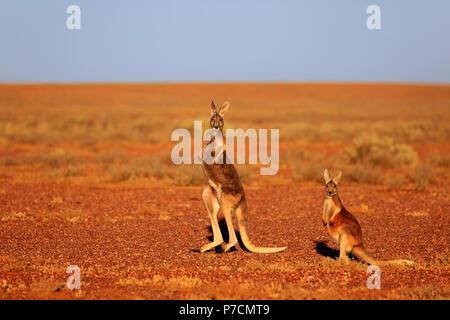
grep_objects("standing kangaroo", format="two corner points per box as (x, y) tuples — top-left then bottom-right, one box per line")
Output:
(322, 169), (414, 265)
(199, 101), (287, 254)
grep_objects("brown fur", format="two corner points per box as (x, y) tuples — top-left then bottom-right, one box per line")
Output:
(199, 101), (287, 254)
(322, 169), (414, 265)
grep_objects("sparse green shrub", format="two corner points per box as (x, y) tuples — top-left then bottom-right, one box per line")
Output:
(412, 164), (435, 190)
(280, 149), (311, 164)
(341, 134), (418, 168)
(425, 152), (450, 167)
(108, 167), (133, 182)
(23, 149), (77, 168)
(96, 151), (128, 165)
(172, 165), (205, 186)
(107, 164), (159, 182)
(344, 164), (384, 184)
(387, 175), (405, 189)
(43, 165), (85, 179)
(103, 153), (206, 186)
(293, 162), (324, 183)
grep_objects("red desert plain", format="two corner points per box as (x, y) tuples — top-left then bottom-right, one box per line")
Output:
(0, 83), (449, 299)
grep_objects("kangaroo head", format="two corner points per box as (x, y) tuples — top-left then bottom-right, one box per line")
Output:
(210, 101), (230, 130)
(324, 169), (342, 197)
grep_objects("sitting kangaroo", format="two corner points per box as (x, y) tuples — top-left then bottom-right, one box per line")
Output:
(322, 169), (414, 265)
(199, 101), (287, 253)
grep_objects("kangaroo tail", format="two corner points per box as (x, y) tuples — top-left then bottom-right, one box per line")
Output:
(235, 200), (287, 254)
(352, 245), (379, 265)
(383, 259), (415, 265)
(352, 245), (414, 265)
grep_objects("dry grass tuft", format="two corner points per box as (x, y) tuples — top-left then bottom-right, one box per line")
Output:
(393, 286), (449, 300)
(406, 211), (429, 217)
(293, 162), (324, 183)
(386, 175), (406, 189)
(343, 164), (384, 184)
(52, 208), (89, 223)
(117, 275), (202, 289)
(23, 149), (78, 168)
(412, 164), (436, 190)
(340, 134), (418, 168)
(425, 153), (450, 167)
(1, 212), (34, 222)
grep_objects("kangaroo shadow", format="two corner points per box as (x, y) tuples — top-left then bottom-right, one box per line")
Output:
(314, 240), (340, 260)
(192, 217), (249, 253)
(314, 240), (359, 261)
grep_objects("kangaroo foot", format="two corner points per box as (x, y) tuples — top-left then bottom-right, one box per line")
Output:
(200, 241), (223, 253)
(223, 240), (238, 253)
(338, 256), (350, 265)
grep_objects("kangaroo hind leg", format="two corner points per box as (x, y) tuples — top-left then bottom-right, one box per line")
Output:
(338, 232), (352, 264)
(221, 195), (240, 253)
(200, 187), (223, 253)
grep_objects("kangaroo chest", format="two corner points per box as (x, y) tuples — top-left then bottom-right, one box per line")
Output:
(324, 198), (341, 244)
(324, 198), (340, 222)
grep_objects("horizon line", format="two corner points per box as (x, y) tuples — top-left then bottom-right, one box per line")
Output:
(0, 81), (449, 87)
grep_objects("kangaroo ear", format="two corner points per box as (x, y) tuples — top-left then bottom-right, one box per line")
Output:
(324, 169), (331, 183)
(219, 101), (230, 116)
(211, 101), (217, 115)
(333, 171), (342, 184)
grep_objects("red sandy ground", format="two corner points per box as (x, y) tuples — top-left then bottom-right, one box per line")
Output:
(0, 83), (448, 299)
(0, 180), (448, 299)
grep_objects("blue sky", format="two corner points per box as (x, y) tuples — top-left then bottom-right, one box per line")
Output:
(0, 0), (449, 83)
